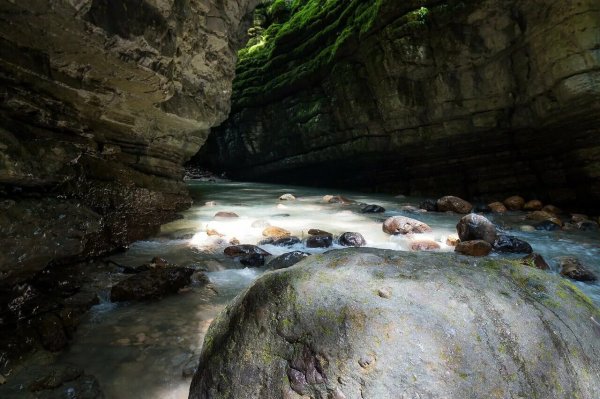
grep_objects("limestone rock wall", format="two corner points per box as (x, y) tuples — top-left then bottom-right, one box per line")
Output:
(198, 0), (600, 211)
(0, 0), (258, 285)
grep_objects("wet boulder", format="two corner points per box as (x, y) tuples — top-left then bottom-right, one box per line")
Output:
(521, 253), (550, 271)
(239, 254), (267, 267)
(503, 195), (525, 210)
(268, 251), (311, 270)
(307, 229), (333, 237)
(262, 226), (291, 238)
(189, 248), (600, 399)
(493, 235), (533, 254)
(224, 245), (271, 258)
(557, 257), (597, 282)
(577, 220), (599, 231)
(523, 200), (543, 211)
(337, 232), (366, 247)
(279, 193), (296, 201)
(528, 211), (563, 226)
(418, 199), (437, 212)
(272, 236), (302, 247)
(224, 245), (272, 267)
(382, 216), (431, 235)
(436, 196), (472, 214)
(455, 240), (492, 256)
(306, 235), (333, 248)
(409, 240), (440, 251)
(110, 267), (195, 302)
(487, 201), (507, 213)
(535, 220), (561, 231)
(214, 211), (239, 218)
(361, 204), (385, 213)
(456, 213), (497, 244)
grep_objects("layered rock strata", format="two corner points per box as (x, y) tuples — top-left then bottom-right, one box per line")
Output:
(198, 0), (600, 211)
(0, 0), (258, 285)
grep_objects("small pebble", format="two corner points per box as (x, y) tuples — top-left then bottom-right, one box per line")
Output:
(377, 288), (391, 298)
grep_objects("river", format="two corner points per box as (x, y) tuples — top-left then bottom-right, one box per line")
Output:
(2, 180), (599, 398)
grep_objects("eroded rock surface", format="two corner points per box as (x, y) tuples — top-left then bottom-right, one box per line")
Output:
(0, 0), (259, 285)
(189, 248), (600, 399)
(197, 0), (600, 211)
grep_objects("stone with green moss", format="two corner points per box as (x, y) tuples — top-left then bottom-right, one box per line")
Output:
(189, 248), (600, 398)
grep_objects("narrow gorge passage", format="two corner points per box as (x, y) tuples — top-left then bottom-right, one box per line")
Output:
(1, 1), (600, 399)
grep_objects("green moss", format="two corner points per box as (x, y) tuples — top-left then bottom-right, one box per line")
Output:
(557, 279), (599, 314)
(231, 0), (473, 110)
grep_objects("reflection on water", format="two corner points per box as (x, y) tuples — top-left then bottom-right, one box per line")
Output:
(3, 180), (599, 398)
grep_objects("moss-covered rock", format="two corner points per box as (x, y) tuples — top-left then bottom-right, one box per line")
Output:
(190, 248), (600, 398)
(196, 0), (600, 211)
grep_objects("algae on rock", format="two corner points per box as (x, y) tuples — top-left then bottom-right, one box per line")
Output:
(190, 248), (600, 399)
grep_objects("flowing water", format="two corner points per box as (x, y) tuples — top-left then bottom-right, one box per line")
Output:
(2, 180), (599, 398)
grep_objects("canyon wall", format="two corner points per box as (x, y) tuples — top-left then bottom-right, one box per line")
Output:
(198, 0), (600, 211)
(0, 0), (258, 286)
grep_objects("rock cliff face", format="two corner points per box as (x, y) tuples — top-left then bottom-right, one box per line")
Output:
(0, 0), (258, 285)
(198, 0), (600, 211)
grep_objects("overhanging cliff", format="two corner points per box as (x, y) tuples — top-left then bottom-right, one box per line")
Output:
(197, 0), (600, 210)
(0, 0), (259, 285)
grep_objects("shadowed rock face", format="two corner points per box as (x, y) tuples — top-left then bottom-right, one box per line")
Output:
(197, 0), (600, 211)
(189, 248), (600, 399)
(0, 0), (259, 285)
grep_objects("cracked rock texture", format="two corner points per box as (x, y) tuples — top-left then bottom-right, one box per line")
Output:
(189, 248), (600, 399)
(198, 0), (600, 211)
(0, 0), (258, 285)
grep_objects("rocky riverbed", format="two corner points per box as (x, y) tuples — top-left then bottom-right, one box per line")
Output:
(1, 180), (599, 398)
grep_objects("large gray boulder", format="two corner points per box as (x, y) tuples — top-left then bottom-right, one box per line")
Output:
(189, 248), (600, 399)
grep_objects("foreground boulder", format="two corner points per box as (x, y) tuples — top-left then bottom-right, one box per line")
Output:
(110, 268), (195, 302)
(189, 249), (600, 399)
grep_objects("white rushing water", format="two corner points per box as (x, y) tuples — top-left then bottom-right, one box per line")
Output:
(4, 180), (599, 398)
